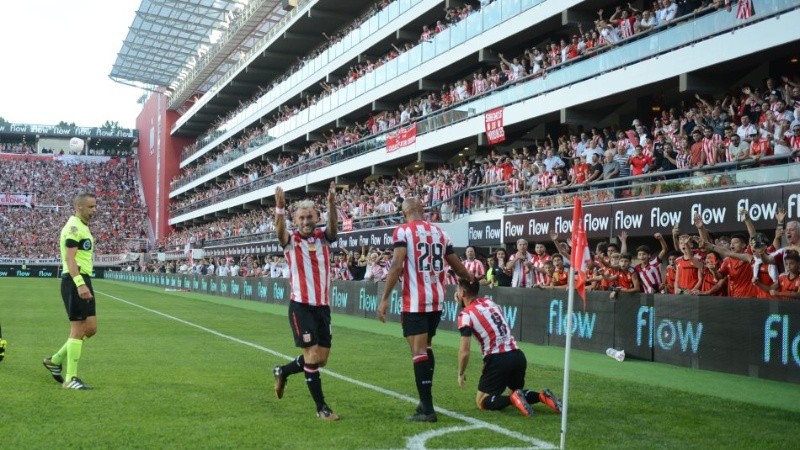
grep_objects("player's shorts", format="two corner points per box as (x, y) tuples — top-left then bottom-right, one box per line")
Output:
(401, 311), (442, 338)
(61, 274), (96, 321)
(478, 349), (527, 395)
(288, 301), (332, 348)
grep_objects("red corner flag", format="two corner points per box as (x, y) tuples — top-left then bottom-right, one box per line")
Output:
(570, 198), (591, 310)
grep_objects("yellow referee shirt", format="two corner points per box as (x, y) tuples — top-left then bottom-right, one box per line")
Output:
(60, 215), (94, 276)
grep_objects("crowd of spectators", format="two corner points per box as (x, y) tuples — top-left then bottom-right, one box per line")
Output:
(165, 66), (800, 247)
(1, 143), (37, 154)
(167, 69), (800, 246)
(153, 200), (800, 300)
(0, 158), (149, 259)
(170, 0), (765, 209)
(163, 159), (495, 249)
(448, 207), (800, 300)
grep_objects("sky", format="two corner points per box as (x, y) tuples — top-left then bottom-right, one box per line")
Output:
(0, 1), (146, 129)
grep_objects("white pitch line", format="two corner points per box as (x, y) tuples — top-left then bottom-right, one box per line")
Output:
(97, 290), (557, 450)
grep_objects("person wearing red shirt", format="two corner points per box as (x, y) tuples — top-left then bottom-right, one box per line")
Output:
(456, 279), (562, 416)
(756, 251), (800, 299)
(629, 144), (654, 196)
(675, 235), (703, 295)
(272, 182), (339, 420)
(378, 198), (474, 422)
(608, 253), (641, 299)
(704, 234), (760, 298)
(663, 251), (679, 294)
(688, 130), (706, 169)
(749, 133), (773, 161)
(699, 253), (726, 296)
(569, 155), (589, 186)
(548, 254), (569, 288)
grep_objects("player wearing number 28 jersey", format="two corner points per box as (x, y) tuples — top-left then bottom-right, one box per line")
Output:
(393, 220), (451, 312)
(378, 198), (474, 422)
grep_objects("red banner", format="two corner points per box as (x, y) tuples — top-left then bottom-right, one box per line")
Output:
(484, 107), (506, 145)
(386, 123), (417, 153)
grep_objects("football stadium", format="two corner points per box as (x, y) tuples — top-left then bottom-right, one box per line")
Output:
(2, 0), (800, 448)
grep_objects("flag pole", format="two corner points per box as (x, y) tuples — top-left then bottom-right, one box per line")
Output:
(560, 266), (576, 449)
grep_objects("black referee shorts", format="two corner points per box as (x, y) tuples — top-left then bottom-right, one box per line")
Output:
(478, 349), (527, 395)
(288, 301), (332, 348)
(61, 274), (96, 321)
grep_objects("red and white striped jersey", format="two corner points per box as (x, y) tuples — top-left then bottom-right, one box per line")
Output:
(532, 253), (552, 285)
(618, 17), (635, 39)
(443, 261), (458, 286)
(537, 172), (554, 190)
(736, 0), (754, 19)
(333, 260), (353, 281)
(440, 183), (454, 200)
(458, 297), (518, 357)
(393, 220), (455, 312)
(284, 228), (333, 306)
(463, 258), (486, 279)
(702, 135), (722, 165)
(635, 257), (663, 294)
(508, 251), (534, 287)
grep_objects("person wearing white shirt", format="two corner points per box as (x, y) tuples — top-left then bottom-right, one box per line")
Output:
(542, 148), (565, 172)
(218, 262), (230, 277)
(662, 0), (678, 22)
(400, 106), (411, 124)
(736, 115), (757, 143)
(637, 9), (657, 31)
(279, 258), (290, 278)
(269, 256), (282, 278)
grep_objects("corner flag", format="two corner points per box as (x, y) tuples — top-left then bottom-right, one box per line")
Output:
(569, 198), (590, 310)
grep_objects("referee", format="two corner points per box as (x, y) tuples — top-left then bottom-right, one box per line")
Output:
(42, 193), (98, 389)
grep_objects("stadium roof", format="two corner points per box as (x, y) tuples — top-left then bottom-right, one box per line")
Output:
(110, 0), (285, 98)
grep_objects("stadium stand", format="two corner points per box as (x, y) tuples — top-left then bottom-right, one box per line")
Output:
(0, 0), (782, 303)
(0, 157), (150, 259)
(133, 0), (799, 299)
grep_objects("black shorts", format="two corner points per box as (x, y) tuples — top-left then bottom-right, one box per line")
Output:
(478, 349), (527, 395)
(288, 301), (332, 348)
(61, 274), (96, 321)
(401, 311), (442, 338)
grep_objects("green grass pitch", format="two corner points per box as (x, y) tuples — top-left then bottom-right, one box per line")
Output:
(1, 279), (799, 449)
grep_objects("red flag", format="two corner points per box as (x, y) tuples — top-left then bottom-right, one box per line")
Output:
(570, 198), (591, 310)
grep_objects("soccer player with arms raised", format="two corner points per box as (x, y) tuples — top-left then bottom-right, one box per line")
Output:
(455, 279), (562, 417)
(272, 181), (339, 420)
(43, 193), (98, 389)
(377, 198), (474, 422)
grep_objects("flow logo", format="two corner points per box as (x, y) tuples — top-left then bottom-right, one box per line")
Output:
(636, 306), (703, 353)
(548, 300), (596, 339)
(764, 314), (800, 366)
(358, 288), (378, 312)
(331, 285), (348, 308)
(272, 282), (286, 301)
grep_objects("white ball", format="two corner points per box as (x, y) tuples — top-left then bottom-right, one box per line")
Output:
(69, 137), (84, 152)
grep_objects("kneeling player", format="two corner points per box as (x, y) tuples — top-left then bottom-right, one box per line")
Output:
(456, 279), (561, 416)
